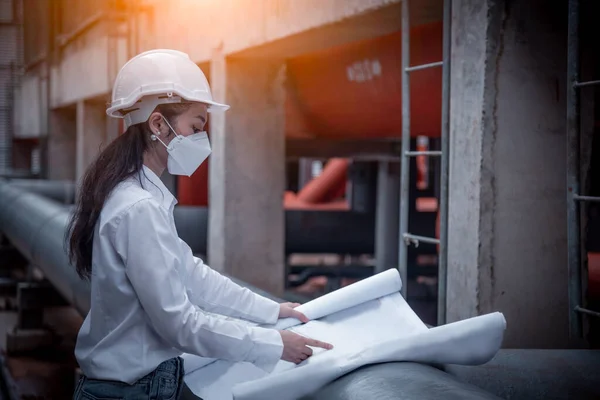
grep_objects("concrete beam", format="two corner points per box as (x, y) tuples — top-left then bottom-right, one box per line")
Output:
(447, 0), (575, 348)
(208, 51), (286, 296)
(46, 1), (442, 108)
(50, 24), (113, 108)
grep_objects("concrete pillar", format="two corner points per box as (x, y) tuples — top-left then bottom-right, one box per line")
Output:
(208, 51), (286, 296)
(447, 0), (576, 348)
(47, 107), (76, 180)
(76, 101), (106, 183)
(375, 161), (400, 274)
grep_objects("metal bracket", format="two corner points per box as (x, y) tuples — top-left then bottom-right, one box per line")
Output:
(575, 306), (600, 318)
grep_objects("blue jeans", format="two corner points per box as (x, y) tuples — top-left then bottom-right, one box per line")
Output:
(73, 357), (185, 400)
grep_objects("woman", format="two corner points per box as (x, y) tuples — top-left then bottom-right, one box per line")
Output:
(68, 49), (333, 399)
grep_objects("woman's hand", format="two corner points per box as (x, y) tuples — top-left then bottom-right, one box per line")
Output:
(278, 302), (309, 323)
(278, 330), (333, 364)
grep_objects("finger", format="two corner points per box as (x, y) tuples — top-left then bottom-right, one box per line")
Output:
(291, 310), (310, 323)
(301, 346), (313, 357)
(291, 303), (301, 308)
(305, 338), (334, 350)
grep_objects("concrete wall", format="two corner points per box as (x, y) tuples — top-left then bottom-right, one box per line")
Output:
(448, 0), (575, 348)
(152, 0), (403, 61)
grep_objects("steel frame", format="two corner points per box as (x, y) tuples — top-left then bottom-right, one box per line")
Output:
(398, 0), (451, 325)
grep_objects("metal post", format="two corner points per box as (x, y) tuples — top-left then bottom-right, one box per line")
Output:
(398, 0), (411, 297)
(437, 0), (451, 325)
(376, 161), (400, 274)
(566, 0), (582, 338)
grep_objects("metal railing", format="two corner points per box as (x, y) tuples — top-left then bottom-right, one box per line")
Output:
(398, 0), (451, 325)
(566, 0), (600, 338)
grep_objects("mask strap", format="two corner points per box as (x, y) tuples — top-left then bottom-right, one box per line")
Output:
(150, 132), (170, 149)
(150, 115), (180, 149)
(161, 116), (181, 138)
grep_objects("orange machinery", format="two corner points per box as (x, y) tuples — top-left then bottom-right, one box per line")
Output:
(179, 21), (444, 205)
(285, 22), (443, 139)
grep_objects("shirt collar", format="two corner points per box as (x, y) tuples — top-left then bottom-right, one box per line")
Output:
(138, 165), (178, 211)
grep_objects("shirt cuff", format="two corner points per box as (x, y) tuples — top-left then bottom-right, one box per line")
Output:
(246, 327), (284, 373)
(251, 296), (281, 325)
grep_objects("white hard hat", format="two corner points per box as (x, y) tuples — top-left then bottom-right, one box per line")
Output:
(106, 49), (229, 129)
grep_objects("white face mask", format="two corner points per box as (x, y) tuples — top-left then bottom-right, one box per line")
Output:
(151, 117), (212, 177)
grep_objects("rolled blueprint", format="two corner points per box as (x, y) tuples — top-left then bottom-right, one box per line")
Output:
(274, 268), (402, 330)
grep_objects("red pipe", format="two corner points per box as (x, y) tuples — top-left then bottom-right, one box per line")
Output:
(296, 158), (349, 204)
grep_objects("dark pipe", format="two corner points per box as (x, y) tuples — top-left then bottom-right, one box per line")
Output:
(173, 206), (209, 254)
(285, 210), (375, 255)
(173, 207), (376, 256)
(446, 349), (600, 400)
(299, 363), (502, 400)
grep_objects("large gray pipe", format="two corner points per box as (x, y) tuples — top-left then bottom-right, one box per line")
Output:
(0, 182), (503, 400)
(1, 178), (76, 204)
(0, 182), (90, 314)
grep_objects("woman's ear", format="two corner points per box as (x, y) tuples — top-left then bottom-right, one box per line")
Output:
(148, 112), (164, 136)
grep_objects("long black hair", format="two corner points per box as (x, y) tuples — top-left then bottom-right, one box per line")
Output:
(66, 103), (190, 280)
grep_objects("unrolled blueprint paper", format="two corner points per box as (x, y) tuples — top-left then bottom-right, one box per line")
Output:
(182, 268), (402, 376)
(232, 311), (506, 400)
(182, 269), (402, 374)
(183, 269), (507, 400)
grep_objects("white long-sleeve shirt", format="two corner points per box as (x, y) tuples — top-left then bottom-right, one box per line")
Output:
(75, 165), (284, 384)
